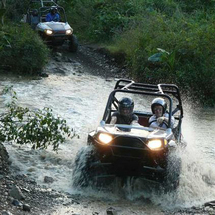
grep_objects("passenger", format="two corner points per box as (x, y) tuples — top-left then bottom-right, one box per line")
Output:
(149, 97), (175, 129)
(30, 9), (40, 29)
(45, 6), (60, 22)
(110, 97), (139, 125)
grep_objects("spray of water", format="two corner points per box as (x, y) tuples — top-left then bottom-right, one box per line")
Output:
(2, 72), (215, 211)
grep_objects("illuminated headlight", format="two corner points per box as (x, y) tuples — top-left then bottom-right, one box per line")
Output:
(66, 29), (72, 35)
(45, 29), (53, 35)
(147, 139), (163, 150)
(98, 133), (113, 144)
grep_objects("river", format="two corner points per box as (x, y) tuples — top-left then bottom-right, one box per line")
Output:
(1, 51), (215, 214)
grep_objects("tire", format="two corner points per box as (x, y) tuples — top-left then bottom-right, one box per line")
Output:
(163, 152), (181, 192)
(72, 146), (107, 188)
(69, 34), (79, 53)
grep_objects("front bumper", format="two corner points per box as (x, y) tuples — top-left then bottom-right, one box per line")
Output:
(90, 159), (166, 182)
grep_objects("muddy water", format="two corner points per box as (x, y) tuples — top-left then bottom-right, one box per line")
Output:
(1, 58), (215, 214)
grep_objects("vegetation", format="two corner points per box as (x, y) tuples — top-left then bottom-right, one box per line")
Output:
(0, 23), (49, 74)
(0, 87), (75, 151)
(0, 0), (49, 74)
(0, 1), (70, 151)
(1, 0), (215, 105)
(60, 0), (215, 105)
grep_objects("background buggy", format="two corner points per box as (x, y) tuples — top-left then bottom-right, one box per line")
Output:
(25, 0), (78, 52)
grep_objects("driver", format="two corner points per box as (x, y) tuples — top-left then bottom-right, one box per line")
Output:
(110, 97), (139, 125)
(149, 97), (175, 129)
(46, 6), (60, 22)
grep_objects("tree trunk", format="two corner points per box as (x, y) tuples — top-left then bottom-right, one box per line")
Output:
(0, 0), (6, 25)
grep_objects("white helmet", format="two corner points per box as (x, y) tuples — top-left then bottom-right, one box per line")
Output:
(151, 97), (167, 114)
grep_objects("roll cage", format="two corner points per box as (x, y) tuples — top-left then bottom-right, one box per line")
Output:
(27, 0), (67, 24)
(102, 79), (183, 140)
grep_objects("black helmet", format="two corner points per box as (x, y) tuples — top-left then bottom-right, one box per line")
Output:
(151, 97), (167, 114)
(32, 9), (38, 16)
(118, 97), (134, 116)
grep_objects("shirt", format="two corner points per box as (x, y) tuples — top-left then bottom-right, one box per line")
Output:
(149, 113), (175, 129)
(45, 13), (60, 22)
(111, 112), (138, 125)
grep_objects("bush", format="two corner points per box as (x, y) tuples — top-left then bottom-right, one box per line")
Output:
(107, 10), (215, 105)
(0, 87), (76, 151)
(59, 0), (147, 41)
(0, 23), (49, 74)
(5, 0), (30, 22)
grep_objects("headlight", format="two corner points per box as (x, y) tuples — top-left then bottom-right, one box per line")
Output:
(66, 29), (72, 35)
(98, 133), (113, 144)
(45, 29), (53, 35)
(147, 139), (163, 150)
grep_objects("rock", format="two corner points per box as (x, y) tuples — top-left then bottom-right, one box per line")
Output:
(11, 199), (22, 207)
(44, 176), (54, 183)
(23, 204), (31, 212)
(55, 52), (62, 57)
(1, 211), (14, 215)
(0, 143), (9, 174)
(9, 185), (25, 200)
(205, 200), (215, 207)
(22, 188), (30, 193)
(53, 68), (66, 74)
(39, 72), (49, 77)
(106, 207), (117, 215)
(204, 206), (214, 212)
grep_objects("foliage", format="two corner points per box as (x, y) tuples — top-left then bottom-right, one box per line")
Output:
(175, 0), (215, 13)
(59, 0), (147, 41)
(2, 0), (215, 105)
(0, 23), (49, 74)
(110, 13), (215, 105)
(0, 87), (76, 151)
(61, 0), (215, 105)
(58, 0), (95, 40)
(4, 0), (30, 22)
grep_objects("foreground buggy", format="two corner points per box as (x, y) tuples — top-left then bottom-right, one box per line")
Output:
(73, 79), (184, 190)
(26, 0), (78, 52)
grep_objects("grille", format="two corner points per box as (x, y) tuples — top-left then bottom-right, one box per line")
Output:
(111, 136), (147, 158)
(54, 30), (66, 35)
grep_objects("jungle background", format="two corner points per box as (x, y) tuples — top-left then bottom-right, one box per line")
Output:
(1, 0), (215, 106)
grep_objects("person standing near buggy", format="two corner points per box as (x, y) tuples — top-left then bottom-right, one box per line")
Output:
(110, 97), (139, 125)
(46, 6), (60, 22)
(149, 97), (175, 129)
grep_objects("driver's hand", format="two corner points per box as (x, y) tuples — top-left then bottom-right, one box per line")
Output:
(157, 117), (165, 124)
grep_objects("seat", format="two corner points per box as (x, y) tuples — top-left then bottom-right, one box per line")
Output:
(138, 116), (150, 127)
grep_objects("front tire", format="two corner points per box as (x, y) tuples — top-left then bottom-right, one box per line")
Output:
(72, 146), (107, 188)
(163, 152), (181, 191)
(69, 34), (79, 53)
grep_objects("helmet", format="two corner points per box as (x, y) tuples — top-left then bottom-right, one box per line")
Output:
(151, 97), (167, 114)
(32, 9), (38, 16)
(50, 6), (58, 13)
(118, 97), (134, 116)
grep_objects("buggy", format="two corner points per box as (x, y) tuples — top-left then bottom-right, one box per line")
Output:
(25, 0), (78, 52)
(73, 79), (184, 190)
